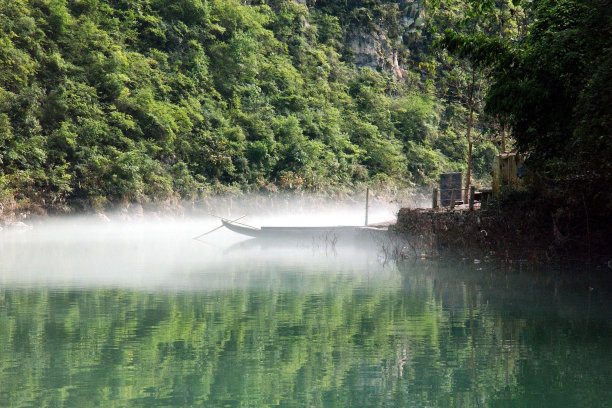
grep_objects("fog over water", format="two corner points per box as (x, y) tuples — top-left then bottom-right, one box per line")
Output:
(2, 197), (612, 408)
(0, 196), (401, 290)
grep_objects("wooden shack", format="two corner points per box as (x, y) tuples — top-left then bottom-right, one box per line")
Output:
(492, 152), (525, 196)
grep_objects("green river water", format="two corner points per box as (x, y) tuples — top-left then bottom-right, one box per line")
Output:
(0, 219), (611, 407)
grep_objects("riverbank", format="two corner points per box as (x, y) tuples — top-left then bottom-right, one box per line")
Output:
(394, 188), (612, 268)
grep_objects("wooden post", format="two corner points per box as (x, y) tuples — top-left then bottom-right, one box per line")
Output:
(432, 187), (438, 209)
(365, 187), (369, 226)
(469, 186), (475, 211)
(450, 189), (456, 210)
(481, 191), (489, 209)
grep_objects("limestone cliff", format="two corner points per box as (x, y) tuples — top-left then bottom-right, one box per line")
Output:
(307, 0), (427, 78)
(347, 1), (425, 78)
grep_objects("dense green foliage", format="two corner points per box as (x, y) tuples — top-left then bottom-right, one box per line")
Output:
(0, 0), (501, 212)
(484, 0), (611, 183)
(440, 0), (611, 186)
(3, 0), (606, 212)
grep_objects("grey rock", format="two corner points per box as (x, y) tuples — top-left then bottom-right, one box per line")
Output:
(7, 221), (33, 231)
(96, 212), (111, 223)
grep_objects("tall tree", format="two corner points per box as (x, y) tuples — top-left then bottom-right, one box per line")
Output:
(432, 0), (532, 197)
(485, 0), (612, 186)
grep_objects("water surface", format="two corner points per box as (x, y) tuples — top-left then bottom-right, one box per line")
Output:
(1, 219), (610, 407)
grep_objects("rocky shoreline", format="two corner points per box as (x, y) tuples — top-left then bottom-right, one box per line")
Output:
(394, 196), (612, 269)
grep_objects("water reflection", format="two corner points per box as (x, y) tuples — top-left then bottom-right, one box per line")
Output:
(0, 220), (611, 407)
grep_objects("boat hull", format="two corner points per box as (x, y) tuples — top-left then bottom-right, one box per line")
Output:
(221, 220), (387, 240)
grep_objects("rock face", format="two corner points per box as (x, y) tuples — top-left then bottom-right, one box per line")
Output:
(5, 221), (33, 231)
(345, 0), (426, 78)
(96, 212), (111, 223)
(348, 30), (404, 78)
(292, 0), (427, 78)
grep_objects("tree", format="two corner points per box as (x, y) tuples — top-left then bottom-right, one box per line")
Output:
(433, 0), (531, 197)
(485, 0), (612, 185)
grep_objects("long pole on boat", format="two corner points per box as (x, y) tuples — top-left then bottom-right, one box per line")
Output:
(365, 187), (369, 226)
(193, 215), (246, 240)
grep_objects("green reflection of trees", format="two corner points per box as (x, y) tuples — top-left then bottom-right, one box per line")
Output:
(0, 268), (610, 407)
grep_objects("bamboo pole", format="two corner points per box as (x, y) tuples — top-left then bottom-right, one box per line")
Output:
(193, 215), (246, 240)
(365, 187), (369, 226)
(469, 186), (475, 211)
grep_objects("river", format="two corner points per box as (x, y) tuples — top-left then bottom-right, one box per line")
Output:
(0, 217), (610, 407)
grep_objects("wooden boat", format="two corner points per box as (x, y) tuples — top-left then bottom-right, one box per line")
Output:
(221, 219), (389, 240)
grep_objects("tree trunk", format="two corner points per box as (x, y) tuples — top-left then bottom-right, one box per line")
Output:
(466, 105), (474, 202)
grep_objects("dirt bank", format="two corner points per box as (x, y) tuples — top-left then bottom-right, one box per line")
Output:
(394, 189), (612, 266)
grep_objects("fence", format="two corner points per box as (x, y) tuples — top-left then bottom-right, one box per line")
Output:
(432, 187), (492, 211)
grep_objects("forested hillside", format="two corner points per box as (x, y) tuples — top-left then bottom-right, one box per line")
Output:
(3, 0), (607, 214)
(0, 0), (500, 212)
